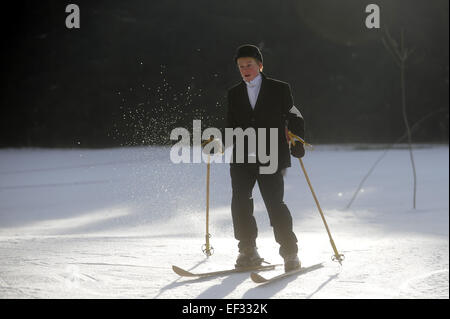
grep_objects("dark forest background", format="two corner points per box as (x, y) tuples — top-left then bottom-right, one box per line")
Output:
(1, 0), (448, 148)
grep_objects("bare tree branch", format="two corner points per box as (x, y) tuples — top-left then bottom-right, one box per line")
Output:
(382, 36), (402, 67)
(345, 108), (447, 210)
(382, 26), (418, 209)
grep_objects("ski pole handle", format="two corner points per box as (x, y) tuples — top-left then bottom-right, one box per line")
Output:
(287, 131), (314, 150)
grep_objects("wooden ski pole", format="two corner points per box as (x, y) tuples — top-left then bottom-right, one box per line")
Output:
(201, 136), (224, 257)
(298, 158), (344, 264)
(288, 131), (344, 264)
(204, 154), (213, 257)
(200, 137), (215, 257)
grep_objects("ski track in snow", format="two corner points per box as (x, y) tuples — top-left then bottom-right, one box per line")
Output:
(0, 145), (448, 299)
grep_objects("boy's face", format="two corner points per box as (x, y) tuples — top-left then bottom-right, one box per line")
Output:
(237, 57), (263, 82)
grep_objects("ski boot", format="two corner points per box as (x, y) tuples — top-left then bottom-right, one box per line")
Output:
(235, 247), (264, 269)
(283, 254), (301, 272)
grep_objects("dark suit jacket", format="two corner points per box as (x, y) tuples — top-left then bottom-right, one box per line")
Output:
(225, 72), (305, 170)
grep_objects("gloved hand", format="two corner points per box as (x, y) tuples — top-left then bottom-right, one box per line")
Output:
(202, 137), (223, 155)
(290, 142), (305, 158)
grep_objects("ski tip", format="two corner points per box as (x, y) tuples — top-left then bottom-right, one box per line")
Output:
(172, 265), (194, 277)
(250, 272), (268, 283)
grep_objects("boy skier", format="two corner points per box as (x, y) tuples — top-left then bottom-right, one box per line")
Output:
(225, 44), (306, 272)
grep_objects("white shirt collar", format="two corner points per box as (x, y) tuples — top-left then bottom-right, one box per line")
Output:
(245, 73), (262, 88)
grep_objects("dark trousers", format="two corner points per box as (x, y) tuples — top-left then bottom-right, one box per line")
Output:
(230, 163), (298, 258)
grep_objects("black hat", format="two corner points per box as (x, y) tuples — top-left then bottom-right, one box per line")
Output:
(234, 44), (263, 64)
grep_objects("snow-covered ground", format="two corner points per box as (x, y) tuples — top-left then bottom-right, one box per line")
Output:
(0, 145), (448, 299)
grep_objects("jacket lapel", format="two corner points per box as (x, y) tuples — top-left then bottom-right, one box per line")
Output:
(239, 82), (253, 113)
(252, 72), (266, 113)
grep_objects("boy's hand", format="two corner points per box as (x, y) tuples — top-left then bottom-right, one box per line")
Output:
(290, 142), (305, 158)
